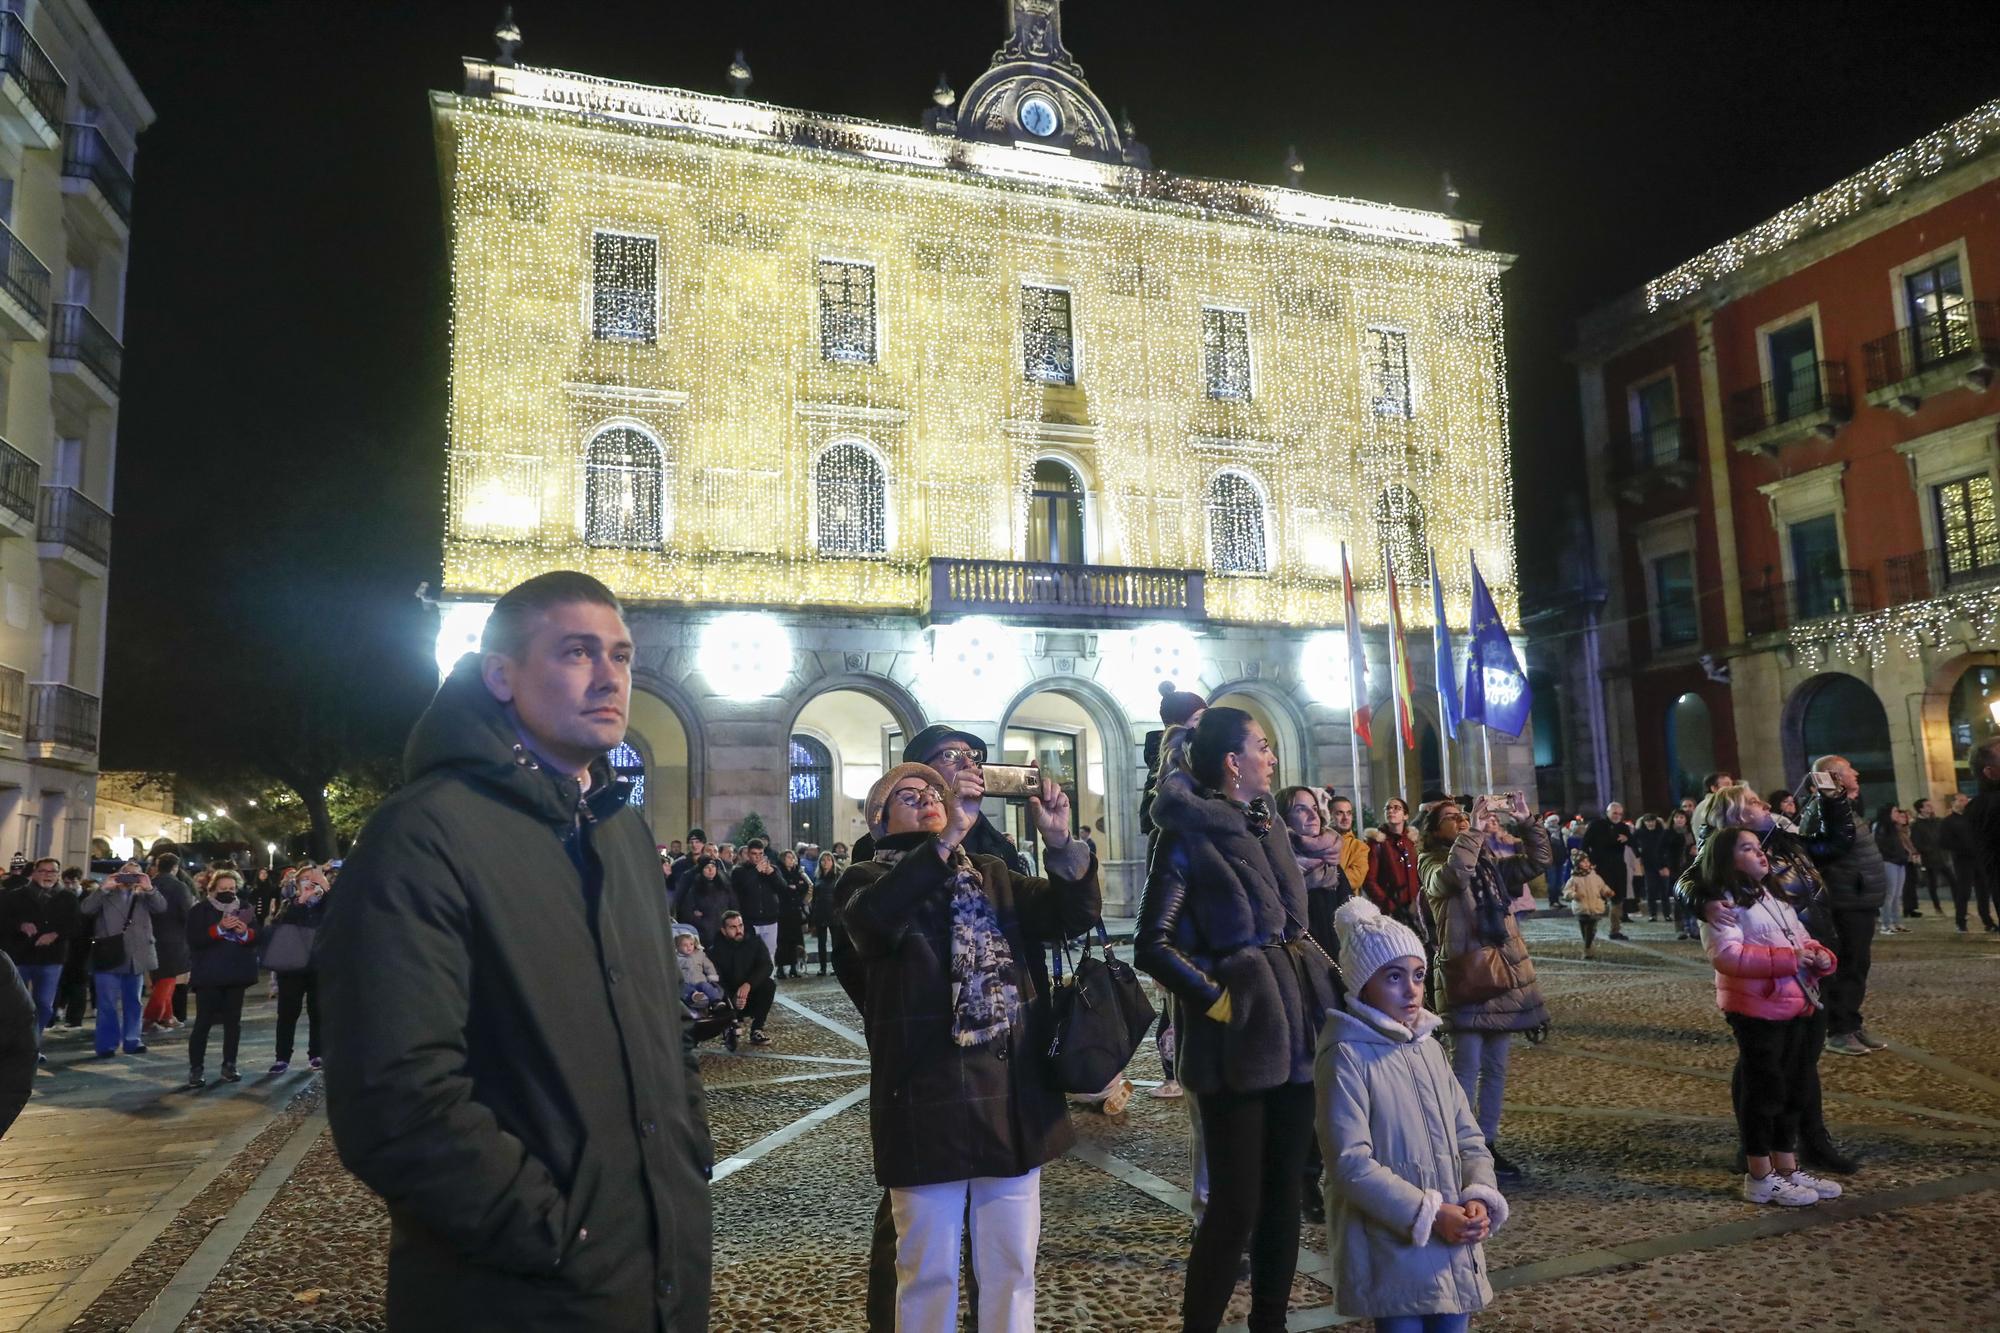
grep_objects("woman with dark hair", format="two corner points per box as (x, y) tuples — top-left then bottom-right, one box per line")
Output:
(1682, 826), (1840, 1207)
(1278, 784), (1347, 956)
(1136, 707), (1337, 1333)
(775, 848), (810, 978)
(1873, 805), (1912, 935)
(1418, 793), (1549, 1182)
(1364, 796), (1425, 943)
(808, 850), (840, 976)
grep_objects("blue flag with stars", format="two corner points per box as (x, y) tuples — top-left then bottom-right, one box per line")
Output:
(1462, 553), (1530, 738)
(1430, 547), (1460, 741)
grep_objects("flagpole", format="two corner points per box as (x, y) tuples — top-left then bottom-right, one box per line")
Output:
(1431, 547), (1454, 800)
(1383, 544), (1408, 803)
(1482, 723), (1495, 792)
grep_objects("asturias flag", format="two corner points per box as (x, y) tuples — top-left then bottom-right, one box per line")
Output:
(1384, 554), (1418, 751)
(1340, 542), (1371, 747)
(1430, 547), (1460, 741)
(1463, 553), (1531, 737)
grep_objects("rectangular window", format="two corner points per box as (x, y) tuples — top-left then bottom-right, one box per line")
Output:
(1022, 285), (1075, 385)
(1935, 474), (2000, 583)
(590, 231), (657, 343)
(1201, 307), (1252, 400)
(818, 259), (877, 364)
(1633, 377), (1679, 467)
(1789, 513), (1845, 619)
(1765, 319), (1821, 422)
(1652, 552), (1697, 647)
(1905, 255), (1968, 368)
(1368, 328), (1412, 418)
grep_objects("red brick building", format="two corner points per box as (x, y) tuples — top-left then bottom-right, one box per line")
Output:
(1566, 98), (2000, 814)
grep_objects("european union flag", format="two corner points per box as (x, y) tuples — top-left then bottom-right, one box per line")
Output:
(1462, 553), (1530, 738)
(1430, 548), (1459, 741)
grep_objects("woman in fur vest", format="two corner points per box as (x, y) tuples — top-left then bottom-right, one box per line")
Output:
(1137, 707), (1338, 1333)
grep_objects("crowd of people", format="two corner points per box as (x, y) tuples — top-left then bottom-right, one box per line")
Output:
(297, 571), (2000, 1333)
(0, 849), (337, 1091)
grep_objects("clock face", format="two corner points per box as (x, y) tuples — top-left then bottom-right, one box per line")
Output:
(1018, 94), (1060, 138)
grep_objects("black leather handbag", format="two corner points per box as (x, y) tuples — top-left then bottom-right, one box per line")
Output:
(1047, 924), (1157, 1094)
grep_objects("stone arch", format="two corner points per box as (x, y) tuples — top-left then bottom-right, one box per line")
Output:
(1921, 650), (2000, 800)
(781, 671), (928, 748)
(779, 672), (930, 849)
(1206, 676), (1317, 789)
(1782, 672), (1894, 799)
(628, 671), (706, 841)
(999, 673), (1145, 912)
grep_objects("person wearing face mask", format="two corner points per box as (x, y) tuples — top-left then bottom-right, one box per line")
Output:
(266, 867), (330, 1074)
(1137, 707), (1338, 1333)
(184, 870), (259, 1088)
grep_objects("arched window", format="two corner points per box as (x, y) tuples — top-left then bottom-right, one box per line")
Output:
(1666, 692), (1716, 804)
(788, 736), (833, 844)
(608, 740), (647, 808)
(1027, 458), (1086, 565)
(1373, 484), (1428, 587)
(1207, 470), (1268, 575)
(815, 442), (887, 556)
(583, 426), (665, 549)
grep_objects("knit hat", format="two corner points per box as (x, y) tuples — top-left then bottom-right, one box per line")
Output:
(1157, 680), (1207, 728)
(1333, 897), (1426, 994)
(864, 762), (952, 838)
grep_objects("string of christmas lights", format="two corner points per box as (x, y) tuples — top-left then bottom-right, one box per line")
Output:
(436, 64), (1521, 630)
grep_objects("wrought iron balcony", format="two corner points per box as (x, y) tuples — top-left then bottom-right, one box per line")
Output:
(1728, 361), (1851, 450)
(928, 557), (1205, 622)
(0, 435), (38, 530)
(1742, 567), (1874, 637)
(62, 124), (134, 226)
(26, 683), (98, 754)
(1611, 418), (1698, 501)
(1881, 546), (2000, 606)
(0, 13), (65, 143)
(36, 485), (111, 568)
(50, 303), (122, 399)
(0, 216), (47, 339)
(0, 665), (23, 736)
(1863, 301), (2000, 413)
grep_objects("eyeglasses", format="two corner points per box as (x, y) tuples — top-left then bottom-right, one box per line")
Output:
(889, 787), (945, 810)
(929, 747), (984, 766)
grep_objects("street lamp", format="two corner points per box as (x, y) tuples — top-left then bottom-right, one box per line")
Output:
(266, 841), (278, 869)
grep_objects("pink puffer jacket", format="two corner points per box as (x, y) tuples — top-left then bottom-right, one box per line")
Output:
(1699, 893), (1829, 1021)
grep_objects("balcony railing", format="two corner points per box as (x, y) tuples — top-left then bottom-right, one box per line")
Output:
(37, 485), (111, 566)
(62, 124), (133, 224)
(0, 216), (47, 326)
(1742, 567), (1875, 637)
(1728, 360), (1851, 442)
(26, 683), (98, 753)
(1882, 546), (2000, 606)
(0, 13), (66, 135)
(0, 665), (23, 736)
(1864, 301), (2000, 399)
(928, 557), (1206, 621)
(0, 435), (36, 526)
(1612, 418), (1698, 498)
(50, 303), (121, 395)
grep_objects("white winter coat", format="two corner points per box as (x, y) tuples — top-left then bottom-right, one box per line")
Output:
(1314, 999), (1508, 1318)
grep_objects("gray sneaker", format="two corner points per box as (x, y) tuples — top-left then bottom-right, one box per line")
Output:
(1824, 1033), (1872, 1057)
(1854, 1027), (1888, 1051)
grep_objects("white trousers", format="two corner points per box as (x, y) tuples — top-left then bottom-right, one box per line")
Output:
(888, 1168), (1041, 1333)
(754, 923), (780, 968)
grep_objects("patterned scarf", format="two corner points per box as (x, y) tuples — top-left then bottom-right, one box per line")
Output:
(874, 838), (1022, 1047)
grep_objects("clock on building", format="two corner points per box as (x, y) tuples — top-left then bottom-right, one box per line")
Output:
(1018, 93), (1060, 138)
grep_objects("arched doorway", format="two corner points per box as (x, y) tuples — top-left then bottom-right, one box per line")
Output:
(789, 687), (905, 850)
(626, 686), (692, 844)
(999, 678), (1143, 913)
(1367, 704), (1443, 817)
(1946, 664), (2000, 794)
(1787, 673), (1894, 799)
(1665, 692), (1715, 805)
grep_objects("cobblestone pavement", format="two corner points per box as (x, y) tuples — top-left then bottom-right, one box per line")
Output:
(7, 913), (2000, 1329)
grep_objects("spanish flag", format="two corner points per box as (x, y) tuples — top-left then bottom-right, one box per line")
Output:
(1340, 543), (1371, 747)
(1385, 555), (1418, 751)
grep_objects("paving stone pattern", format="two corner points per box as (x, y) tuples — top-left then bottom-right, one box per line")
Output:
(6, 916), (2000, 1328)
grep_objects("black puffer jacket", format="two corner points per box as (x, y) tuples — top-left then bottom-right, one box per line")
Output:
(320, 655), (712, 1333)
(1135, 781), (1337, 1096)
(840, 833), (1098, 1190)
(1805, 790), (1886, 911)
(731, 863), (785, 926)
(149, 876), (195, 976)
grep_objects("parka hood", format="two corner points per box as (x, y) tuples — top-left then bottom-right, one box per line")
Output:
(404, 653), (624, 827)
(1327, 999), (1441, 1046)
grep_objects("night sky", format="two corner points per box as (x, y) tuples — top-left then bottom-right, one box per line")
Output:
(92, 0), (2000, 769)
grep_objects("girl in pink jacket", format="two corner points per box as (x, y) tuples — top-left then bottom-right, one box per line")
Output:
(1688, 826), (1841, 1209)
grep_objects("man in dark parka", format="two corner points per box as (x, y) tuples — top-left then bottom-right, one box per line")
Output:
(321, 572), (712, 1332)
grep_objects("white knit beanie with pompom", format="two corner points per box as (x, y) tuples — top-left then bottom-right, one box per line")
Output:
(1333, 896), (1426, 994)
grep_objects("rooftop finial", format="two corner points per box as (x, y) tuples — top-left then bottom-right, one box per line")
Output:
(728, 49), (752, 97)
(932, 72), (956, 108)
(493, 5), (522, 67)
(1283, 145), (1305, 187)
(1440, 170), (1462, 215)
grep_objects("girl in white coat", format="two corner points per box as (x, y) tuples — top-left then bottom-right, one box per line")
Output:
(1316, 897), (1509, 1332)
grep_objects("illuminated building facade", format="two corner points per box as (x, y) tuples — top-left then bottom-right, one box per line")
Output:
(0, 0), (148, 862)
(432, 2), (1525, 909)
(1567, 97), (2000, 812)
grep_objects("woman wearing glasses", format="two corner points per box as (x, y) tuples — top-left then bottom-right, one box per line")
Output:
(839, 760), (1099, 1333)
